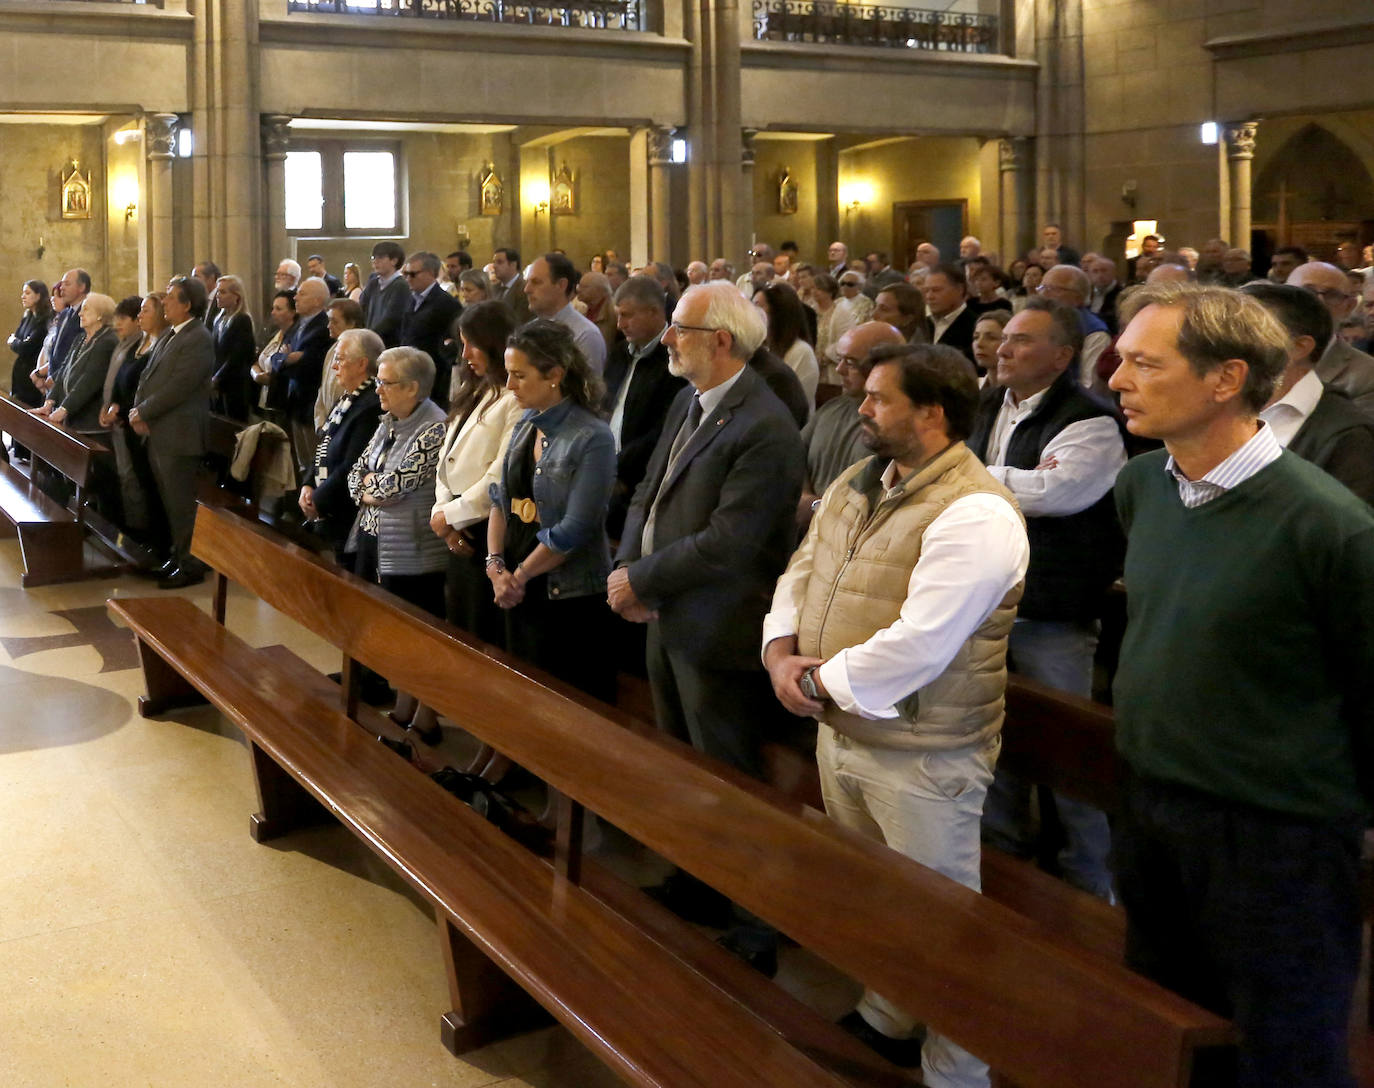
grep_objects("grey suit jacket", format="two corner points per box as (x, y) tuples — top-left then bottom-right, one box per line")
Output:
(55, 325), (117, 431)
(616, 364), (805, 669)
(496, 274), (533, 325)
(1317, 338), (1374, 418)
(362, 274), (410, 348)
(133, 321), (215, 457)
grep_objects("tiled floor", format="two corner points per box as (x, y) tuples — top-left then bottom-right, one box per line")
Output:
(0, 536), (857, 1087)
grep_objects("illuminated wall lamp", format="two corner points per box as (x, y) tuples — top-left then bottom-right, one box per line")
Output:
(528, 178), (551, 217)
(840, 180), (873, 214)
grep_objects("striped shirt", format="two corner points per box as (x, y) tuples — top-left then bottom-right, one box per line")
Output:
(1164, 420), (1282, 508)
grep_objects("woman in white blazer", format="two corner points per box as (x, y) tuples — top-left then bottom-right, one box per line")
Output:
(428, 300), (524, 648)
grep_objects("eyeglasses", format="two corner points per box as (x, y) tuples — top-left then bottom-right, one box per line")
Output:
(402, 270), (422, 279)
(376, 377), (415, 388)
(835, 355), (864, 370)
(669, 322), (721, 336)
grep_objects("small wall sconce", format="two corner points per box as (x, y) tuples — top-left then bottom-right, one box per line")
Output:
(125, 203), (137, 222)
(527, 178), (551, 217)
(113, 175), (140, 223)
(839, 180), (873, 214)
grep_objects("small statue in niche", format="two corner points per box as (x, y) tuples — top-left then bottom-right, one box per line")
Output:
(551, 162), (575, 215)
(479, 162), (503, 216)
(62, 160), (92, 220)
(778, 166), (798, 215)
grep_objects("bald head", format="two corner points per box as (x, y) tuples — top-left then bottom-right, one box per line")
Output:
(1146, 263), (1192, 285)
(835, 320), (904, 397)
(295, 276), (330, 317)
(1287, 261), (1358, 320)
(1040, 264), (1091, 306)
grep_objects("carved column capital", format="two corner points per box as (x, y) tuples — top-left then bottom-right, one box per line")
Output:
(261, 114), (294, 161)
(145, 113), (180, 160)
(647, 126), (676, 167)
(1224, 122), (1258, 161)
(998, 136), (1028, 172)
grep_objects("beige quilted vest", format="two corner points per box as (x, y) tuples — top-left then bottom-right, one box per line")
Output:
(797, 442), (1024, 751)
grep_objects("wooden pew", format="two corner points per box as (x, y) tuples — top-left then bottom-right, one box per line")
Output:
(0, 393), (110, 586)
(111, 501), (1234, 1087)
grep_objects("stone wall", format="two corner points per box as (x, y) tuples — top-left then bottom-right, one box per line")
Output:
(751, 139), (822, 265)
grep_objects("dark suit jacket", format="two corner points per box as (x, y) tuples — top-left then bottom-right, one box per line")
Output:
(399, 286), (461, 408)
(9, 312), (47, 407)
(616, 365), (805, 669)
(54, 325), (117, 431)
(48, 305), (85, 382)
(1288, 387), (1374, 505)
(748, 346), (810, 428)
(1092, 283), (1124, 335)
(495, 274), (533, 325)
(285, 310), (331, 424)
(361, 273), (409, 348)
(601, 337), (687, 539)
(212, 311), (257, 421)
(926, 305), (980, 367)
(1317, 337), (1374, 418)
(133, 321), (215, 458)
(863, 267), (905, 300)
(310, 384), (383, 551)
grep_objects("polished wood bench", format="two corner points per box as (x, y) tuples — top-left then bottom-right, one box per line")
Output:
(0, 393), (109, 586)
(111, 501), (1235, 1087)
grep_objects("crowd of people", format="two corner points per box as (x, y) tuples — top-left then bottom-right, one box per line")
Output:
(5, 223), (1374, 1088)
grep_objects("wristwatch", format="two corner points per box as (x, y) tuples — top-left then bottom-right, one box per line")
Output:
(799, 665), (824, 702)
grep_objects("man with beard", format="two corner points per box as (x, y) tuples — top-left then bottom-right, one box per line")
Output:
(762, 341), (1028, 1085)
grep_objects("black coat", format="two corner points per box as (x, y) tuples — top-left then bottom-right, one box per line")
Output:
(212, 311), (257, 421)
(601, 337), (687, 539)
(8, 312), (47, 407)
(285, 310), (331, 424)
(1288, 387), (1374, 505)
(360, 273), (410, 348)
(748, 346), (810, 429)
(926, 305), (980, 368)
(399, 287), (461, 408)
(310, 384), (383, 553)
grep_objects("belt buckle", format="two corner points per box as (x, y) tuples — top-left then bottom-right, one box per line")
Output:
(511, 497), (537, 524)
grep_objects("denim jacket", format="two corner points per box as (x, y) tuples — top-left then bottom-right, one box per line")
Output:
(489, 399), (615, 599)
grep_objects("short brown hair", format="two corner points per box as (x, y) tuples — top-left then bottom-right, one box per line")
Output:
(868, 342), (979, 441)
(1118, 283), (1287, 413)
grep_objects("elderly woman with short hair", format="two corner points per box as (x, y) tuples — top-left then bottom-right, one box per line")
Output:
(348, 345), (449, 741)
(314, 297), (366, 429)
(457, 269), (491, 307)
(39, 292), (118, 431)
(301, 326), (383, 561)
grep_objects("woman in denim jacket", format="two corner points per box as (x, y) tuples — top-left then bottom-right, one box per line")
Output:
(487, 320), (617, 703)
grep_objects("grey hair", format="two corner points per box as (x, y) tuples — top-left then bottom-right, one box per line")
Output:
(81, 292), (117, 324)
(1044, 263), (1091, 303)
(378, 345), (436, 399)
(338, 328), (385, 376)
(614, 274), (669, 314)
(690, 282), (767, 360)
(276, 258), (301, 284)
(407, 251), (442, 276)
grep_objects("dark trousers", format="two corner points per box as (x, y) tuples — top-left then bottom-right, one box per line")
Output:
(645, 621), (774, 780)
(445, 546), (504, 648)
(504, 583), (616, 706)
(1113, 770), (1361, 1088)
(148, 448), (202, 567)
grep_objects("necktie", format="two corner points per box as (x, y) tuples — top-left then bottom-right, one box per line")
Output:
(641, 394), (702, 556)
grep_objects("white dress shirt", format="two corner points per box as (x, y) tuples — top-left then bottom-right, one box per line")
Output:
(783, 340), (820, 407)
(763, 461), (1029, 720)
(984, 386), (1126, 517)
(608, 327), (666, 451)
(931, 301), (968, 344)
(1258, 368), (1323, 448)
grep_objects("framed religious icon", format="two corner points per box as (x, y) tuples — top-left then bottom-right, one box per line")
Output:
(551, 162), (575, 215)
(778, 167), (798, 215)
(62, 160), (92, 220)
(479, 162), (503, 216)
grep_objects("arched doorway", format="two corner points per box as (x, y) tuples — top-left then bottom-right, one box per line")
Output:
(1252, 123), (1374, 265)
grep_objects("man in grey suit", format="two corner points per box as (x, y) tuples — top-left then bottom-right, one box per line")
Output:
(1288, 262), (1374, 416)
(359, 241), (409, 348)
(609, 281), (805, 961)
(130, 276), (215, 589)
(490, 247), (533, 325)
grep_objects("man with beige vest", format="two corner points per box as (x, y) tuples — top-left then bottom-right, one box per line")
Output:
(762, 342), (1028, 1088)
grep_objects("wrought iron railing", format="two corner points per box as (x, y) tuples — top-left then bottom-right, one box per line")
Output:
(753, 0), (998, 52)
(288, 0), (641, 29)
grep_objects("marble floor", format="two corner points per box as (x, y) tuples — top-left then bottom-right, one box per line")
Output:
(0, 535), (858, 1087)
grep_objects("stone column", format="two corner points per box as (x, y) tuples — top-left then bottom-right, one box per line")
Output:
(738, 128), (756, 256)
(261, 115), (292, 311)
(999, 137), (1030, 265)
(648, 126), (675, 264)
(629, 128), (651, 270)
(145, 113), (179, 294)
(1224, 122), (1257, 253)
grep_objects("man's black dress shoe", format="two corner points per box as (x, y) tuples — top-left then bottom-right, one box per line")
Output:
(641, 871), (734, 928)
(716, 927), (778, 978)
(836, 1010), (924, 1068)
(157, 565), (207, 590)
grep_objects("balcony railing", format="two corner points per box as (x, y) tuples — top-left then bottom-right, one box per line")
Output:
(287, 0), (641, 29)
(753, 0), (998, 52)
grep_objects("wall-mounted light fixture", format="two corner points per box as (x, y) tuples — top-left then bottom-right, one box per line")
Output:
(839, 180), (873, 214)
(1199, 121), (1218, 145)
(113, 173), (140, 223)
(527, 178), (551, 217)
(670, 138), (688, 164)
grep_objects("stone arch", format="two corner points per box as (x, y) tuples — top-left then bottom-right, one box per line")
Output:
(1252, 121), (1374, 226)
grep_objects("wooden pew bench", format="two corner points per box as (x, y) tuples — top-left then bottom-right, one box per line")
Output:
(112, 502), (1236, 1088)
(110, 593), (876, 1087)
(0, 392), (111, 586)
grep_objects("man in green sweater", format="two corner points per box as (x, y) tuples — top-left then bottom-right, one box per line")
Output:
(1108, 282), (1374, 1088)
